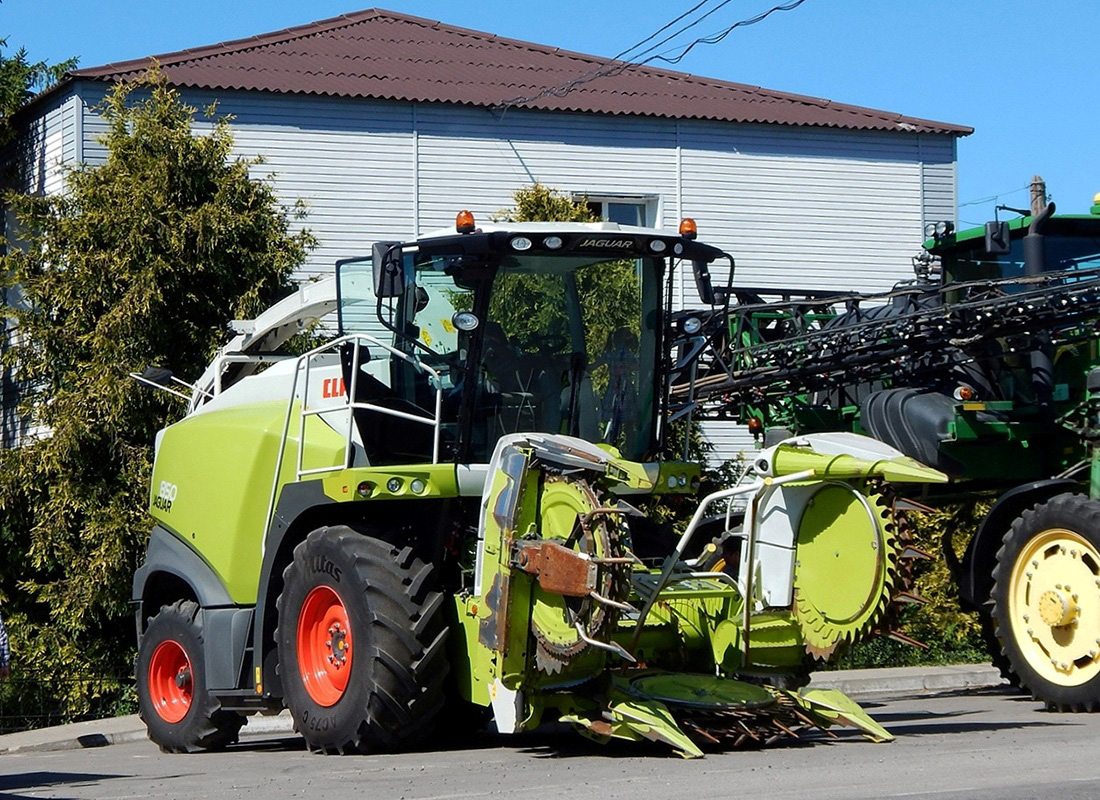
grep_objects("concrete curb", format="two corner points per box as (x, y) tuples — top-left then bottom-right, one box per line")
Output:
(809, 664), (1006, 697)
(0, 664), (1007, 755)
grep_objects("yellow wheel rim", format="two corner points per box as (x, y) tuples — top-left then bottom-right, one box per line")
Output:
(1008, 528), (1100, 686)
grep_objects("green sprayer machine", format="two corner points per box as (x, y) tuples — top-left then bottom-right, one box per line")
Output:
(132, 214), (943, 756)
(672, 185), (1100, 713)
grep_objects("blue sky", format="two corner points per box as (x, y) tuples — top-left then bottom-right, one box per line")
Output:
(5, 0), (1098, 226)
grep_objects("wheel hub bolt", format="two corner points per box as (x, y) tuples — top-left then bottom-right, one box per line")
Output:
(175, 667), (191, 689)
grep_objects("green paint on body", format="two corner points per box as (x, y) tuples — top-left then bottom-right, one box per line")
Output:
(772, 443), (948, 484)
(795, 485), (885, 622)
(320, 463), (460, 501)
(149, 400), (345, 603)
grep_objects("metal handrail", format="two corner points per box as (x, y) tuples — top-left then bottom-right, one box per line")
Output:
(628, 469), (815, 652)
(263, 334), (444, 552)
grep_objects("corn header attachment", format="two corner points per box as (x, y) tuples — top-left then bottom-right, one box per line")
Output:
(462, 431), (942, 756)
(665, 190), (1100, 714)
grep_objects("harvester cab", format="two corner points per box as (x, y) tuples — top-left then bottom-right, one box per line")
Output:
(133, 213), (944, 757)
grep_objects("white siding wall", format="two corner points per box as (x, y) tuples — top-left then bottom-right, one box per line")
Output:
(10, 89), (76, 197)
(2, 89), (82, 446)
(70, 84), (959, 461)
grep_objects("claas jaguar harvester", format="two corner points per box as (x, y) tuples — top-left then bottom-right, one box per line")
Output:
(132, 213), (944, 757)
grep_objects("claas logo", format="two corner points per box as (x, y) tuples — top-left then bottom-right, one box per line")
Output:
(322, 378), (347, 398)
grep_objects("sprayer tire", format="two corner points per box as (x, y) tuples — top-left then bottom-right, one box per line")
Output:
(991, 494), (1100, 711)
(136, 600), (245, 753)
(276, 527), (449, 753)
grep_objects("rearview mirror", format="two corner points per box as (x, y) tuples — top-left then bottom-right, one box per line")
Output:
(984, 221), (1011, 255)
(372, 241), (405, 298)
(693, 259), (716, 306)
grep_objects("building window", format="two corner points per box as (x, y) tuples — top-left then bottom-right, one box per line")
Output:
(580, 196), (654, 227)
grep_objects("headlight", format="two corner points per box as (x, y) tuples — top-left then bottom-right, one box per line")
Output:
(452, 311), (479, 331)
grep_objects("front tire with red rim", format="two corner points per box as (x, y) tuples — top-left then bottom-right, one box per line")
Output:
(136, 600), (245, 752)
(276, 527), (449, 754)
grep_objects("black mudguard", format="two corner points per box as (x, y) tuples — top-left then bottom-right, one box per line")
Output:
(957, 479), (1081, 610)
(133, 526), (253, 691)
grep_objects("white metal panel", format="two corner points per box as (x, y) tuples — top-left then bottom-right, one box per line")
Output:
(415, 105), (679, 234)
(699, 419), (758, 466)
(79, 88), (417, 283)
(679, 120), (928, 303)
(10, 89), (73, 197)
(919, 134), (958, 227)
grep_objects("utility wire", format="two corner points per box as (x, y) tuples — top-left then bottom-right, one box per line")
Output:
(621, 0), (741, 65)
(958, 184), (1030, 208)
(610, 0), (714, 62)
(648, 0), (807, 65)
(495, 0), (811, 111)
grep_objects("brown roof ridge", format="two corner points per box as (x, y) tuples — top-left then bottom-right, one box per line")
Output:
(57, 7), (972, 136)
(70, 8), (396, 76)
(71, 8), (629, 80)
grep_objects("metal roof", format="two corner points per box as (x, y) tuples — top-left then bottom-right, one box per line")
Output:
(67, 8), (971, 136)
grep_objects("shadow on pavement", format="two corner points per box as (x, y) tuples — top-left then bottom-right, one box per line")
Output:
(0, 771), (127, 800)
(882, 718), (1061, 737)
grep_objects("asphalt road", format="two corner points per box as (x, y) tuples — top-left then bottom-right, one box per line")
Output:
(4, 687), (1100, 800)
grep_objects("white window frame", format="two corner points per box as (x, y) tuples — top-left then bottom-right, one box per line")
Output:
(577, 195), (658, 228)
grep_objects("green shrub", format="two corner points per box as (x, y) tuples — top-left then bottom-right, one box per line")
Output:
(0, 70), (312, 723)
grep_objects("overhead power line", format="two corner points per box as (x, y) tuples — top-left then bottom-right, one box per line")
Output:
(648, 0), (808, 65)
(495, 0), (811, 112)
(610, 0), (713, 62)
(958, 184), (1030, 208)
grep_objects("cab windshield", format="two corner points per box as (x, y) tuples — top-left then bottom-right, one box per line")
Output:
(339, 246), (662, 464)
(942, 220), (1100, 286)
(412, 251), (659, 463)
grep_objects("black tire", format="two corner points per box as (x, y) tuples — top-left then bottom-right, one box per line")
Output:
(276, 527), (450, 753)
(978, 609), (1021, 688)
(136, 600), (245, 753)
(991, 494), (1100, 710)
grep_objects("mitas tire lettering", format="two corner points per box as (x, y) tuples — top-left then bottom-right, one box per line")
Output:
(309, 555), (342, 582)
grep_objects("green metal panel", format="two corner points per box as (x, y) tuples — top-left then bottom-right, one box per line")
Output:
(149, 401), (345, 603)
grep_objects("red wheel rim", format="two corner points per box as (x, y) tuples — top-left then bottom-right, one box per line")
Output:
(297, 585), (353, 707)
(148, 640), (193, 723)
